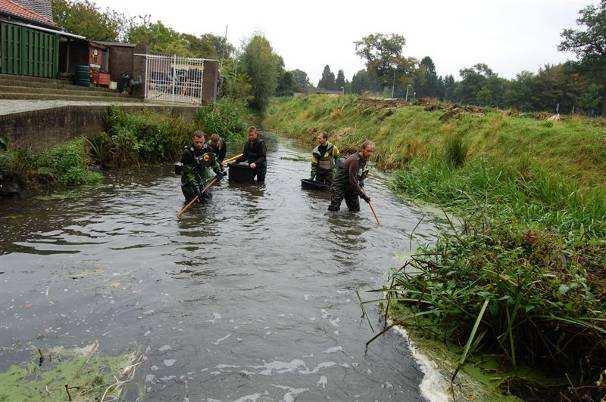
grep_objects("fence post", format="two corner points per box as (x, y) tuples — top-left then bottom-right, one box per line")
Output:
(144, 55), (149, 100)
(172, 55), (177, 101)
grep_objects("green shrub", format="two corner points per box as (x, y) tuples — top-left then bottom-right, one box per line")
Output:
(104, 107), (194, 166)
(37, 138), (102, 186)
(386, 221), (605, 384)
(194, 98), (248, 143)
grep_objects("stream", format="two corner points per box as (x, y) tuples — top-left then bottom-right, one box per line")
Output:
(0, 141), (441, 401)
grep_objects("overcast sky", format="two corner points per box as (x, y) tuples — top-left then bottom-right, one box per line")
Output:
(94, 0), (593, 83)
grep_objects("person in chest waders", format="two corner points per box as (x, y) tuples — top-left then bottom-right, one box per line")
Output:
(180, 131), (225, 203)
(235, 126), (267, 183)
(328, 140), (374, 212)
(310, 132), (340, 184)
(207, 133), (227, 165)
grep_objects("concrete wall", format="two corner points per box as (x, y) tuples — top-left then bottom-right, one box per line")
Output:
(0, 105), (198, 152)
(202, 60), (219, 104)
(132, 45), (148, 98)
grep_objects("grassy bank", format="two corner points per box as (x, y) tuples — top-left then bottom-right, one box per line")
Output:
(264, 95), (606, 399)
(0, 98), (250, 197)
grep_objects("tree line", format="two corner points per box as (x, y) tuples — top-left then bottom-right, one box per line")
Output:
(52, 0), (604, 116)
(346, 1), (604, 115)
(318, 1), (604, 116)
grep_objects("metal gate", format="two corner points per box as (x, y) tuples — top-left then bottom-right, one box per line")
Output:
(142, 54), (206, 104)
(0, 22), (59, 78)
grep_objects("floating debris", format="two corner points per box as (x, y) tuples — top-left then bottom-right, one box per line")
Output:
(0, 341), (142, 401)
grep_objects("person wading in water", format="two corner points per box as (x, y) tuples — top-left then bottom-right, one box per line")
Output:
(180, 131), (224, 202)
(234, 126), (267, 183)
(207, 133), (227, 165)
(310, 132), (340, 184)
(328, 140), (374, 212)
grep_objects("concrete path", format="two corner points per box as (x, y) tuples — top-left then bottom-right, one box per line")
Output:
(0, 100), (197, 116)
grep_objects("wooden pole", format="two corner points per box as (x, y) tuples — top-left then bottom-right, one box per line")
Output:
(368, 202), (380, 226)
(222, 153), (243, 165)
(176, 176), (219, 219)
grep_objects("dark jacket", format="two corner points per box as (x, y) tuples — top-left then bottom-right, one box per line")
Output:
(207, 140), (227, 163)
(236, 138), (267, 166)
(180, 144), (221, 188)
(333, 152), (367, 195)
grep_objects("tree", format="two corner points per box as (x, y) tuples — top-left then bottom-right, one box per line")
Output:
(126, 17), (191, 56)
(351, 69), (377, 94)
(506, 71), (537, 111)
(51, 0), (126, 41)
(240, 34), (282, 112)
(578, 83), (602, 114)
(442, 75), (456, 101)
(335, 69), (346, 91)
(559, 0), (606, 115)
(276, 70), (296, 97)
(290, 69), (311, 92)
(354, 33), (417, 91)
(456, 63), (508, 107)
(219, 58), (253, 102)
(181, 33), (234, 59)
(532, 63), (589, 113)
(318, 65), (336, 90)
(416, 57), (439, 98)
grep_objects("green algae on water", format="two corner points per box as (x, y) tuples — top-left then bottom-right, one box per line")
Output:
(0, 343), (138, 402)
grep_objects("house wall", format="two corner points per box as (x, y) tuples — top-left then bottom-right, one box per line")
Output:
(107, 46), (134, 82)
(68, 41), (88, 72)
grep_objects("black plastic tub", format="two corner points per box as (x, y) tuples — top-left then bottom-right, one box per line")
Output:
(228, 162), (256, 183)
(301, 179), (331, 191)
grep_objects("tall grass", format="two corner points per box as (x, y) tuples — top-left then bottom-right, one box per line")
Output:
(0, 138), (102, 189)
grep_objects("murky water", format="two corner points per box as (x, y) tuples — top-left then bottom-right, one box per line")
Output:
(0, 142), (438, 401)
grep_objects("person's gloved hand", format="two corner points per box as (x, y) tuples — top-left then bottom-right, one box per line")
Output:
(361, 193), (371, 203)
(216, 171), (227, 180)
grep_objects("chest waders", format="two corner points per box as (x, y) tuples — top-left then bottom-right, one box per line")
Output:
(328, 153), (367, 212)
(244, 140), (267, 183)
(311, 143), (337, 183)
(181, 146), (219, 202)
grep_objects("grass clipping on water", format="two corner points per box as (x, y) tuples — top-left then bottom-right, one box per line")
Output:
(0, 341), (142, 401)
